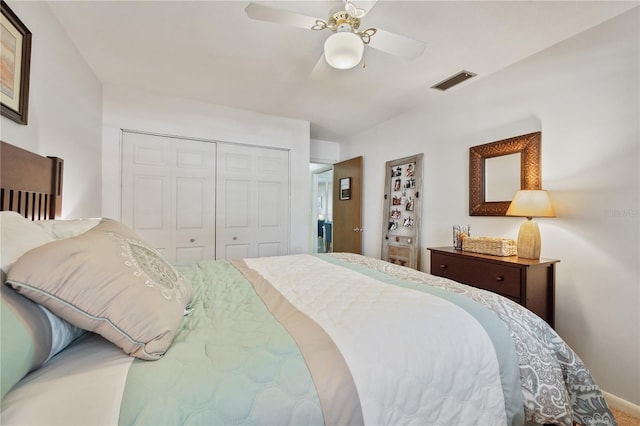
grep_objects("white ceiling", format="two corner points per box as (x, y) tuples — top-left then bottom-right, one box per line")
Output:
(47, 1), (637, 141)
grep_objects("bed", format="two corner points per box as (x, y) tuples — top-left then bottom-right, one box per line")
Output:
(0, 141), (616, 426)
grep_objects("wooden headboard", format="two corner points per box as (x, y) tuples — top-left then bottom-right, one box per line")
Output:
(0, 141), (63, 219)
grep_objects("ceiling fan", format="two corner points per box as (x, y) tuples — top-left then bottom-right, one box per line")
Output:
(245, 1), (426, 70)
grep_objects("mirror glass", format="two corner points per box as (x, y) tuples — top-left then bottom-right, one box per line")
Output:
(485, 153), (520, 201)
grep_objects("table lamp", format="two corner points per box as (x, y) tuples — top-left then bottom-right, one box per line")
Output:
(506, 190), (556, 259)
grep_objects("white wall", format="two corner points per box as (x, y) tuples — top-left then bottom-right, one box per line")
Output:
(310, 138), (340, 164)
(0, 1), (102, 218)
(343, 8), (639, 405)
(101, 85), (311, 255)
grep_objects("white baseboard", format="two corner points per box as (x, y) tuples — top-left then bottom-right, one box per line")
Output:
(603, 390), (640, 417)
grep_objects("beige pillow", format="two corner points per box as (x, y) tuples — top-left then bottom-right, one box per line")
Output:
(7, 219), (192, 360)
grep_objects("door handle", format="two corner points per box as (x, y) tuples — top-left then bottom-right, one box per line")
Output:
(353, 227), (363, 232)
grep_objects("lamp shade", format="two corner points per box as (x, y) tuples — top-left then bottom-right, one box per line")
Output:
(324, 32), (364, 70)
(506, 190), (556, 218)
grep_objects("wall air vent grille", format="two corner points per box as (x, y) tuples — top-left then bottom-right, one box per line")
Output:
(431, 71), (477, 91)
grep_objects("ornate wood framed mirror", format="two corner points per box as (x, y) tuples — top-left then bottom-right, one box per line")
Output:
(469, 131), (541, 216)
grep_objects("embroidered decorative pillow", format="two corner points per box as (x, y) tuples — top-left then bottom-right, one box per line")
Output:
(7, 219), (192, 360)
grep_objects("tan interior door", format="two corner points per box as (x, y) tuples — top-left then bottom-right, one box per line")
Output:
(332, 156), (363, 254)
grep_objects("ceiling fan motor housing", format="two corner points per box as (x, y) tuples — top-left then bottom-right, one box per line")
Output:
(329, 10), (361, 32)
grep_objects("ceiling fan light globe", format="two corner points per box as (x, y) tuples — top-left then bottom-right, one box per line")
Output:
(324, 32), (364, 69)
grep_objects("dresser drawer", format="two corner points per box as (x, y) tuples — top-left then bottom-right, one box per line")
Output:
(428, 247), (559, 329)
(431, 252), (521, 299)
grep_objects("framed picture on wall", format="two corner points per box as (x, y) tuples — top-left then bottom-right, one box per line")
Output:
(1, 2), (32, 125)
(340, 177), (351, 200)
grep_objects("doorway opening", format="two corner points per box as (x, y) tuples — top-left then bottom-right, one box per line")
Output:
(310, 163), (333, 253)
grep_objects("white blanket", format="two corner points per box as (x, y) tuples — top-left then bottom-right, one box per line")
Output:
(1, 334), (133, 425)
(244, 255), (510, 425)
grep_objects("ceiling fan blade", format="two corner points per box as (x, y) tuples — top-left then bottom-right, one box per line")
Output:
(367, 28), (426, 58)
(349, 0), (378, 17)
(245, 3), (321, 30)
(309, 54), (332, 80)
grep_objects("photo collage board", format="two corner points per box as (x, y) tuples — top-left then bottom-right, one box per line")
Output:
(387, 161), (417, 236)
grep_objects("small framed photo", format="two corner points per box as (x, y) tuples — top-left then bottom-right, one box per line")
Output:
(340, 177), (351, 200)
(1, 2), (32, 125)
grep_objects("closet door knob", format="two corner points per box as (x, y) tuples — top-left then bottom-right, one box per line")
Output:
(190, 238), (196, 243)
(233, 236), (238, 241)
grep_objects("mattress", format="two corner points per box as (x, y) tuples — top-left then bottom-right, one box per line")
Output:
(1, 253), (615, 426)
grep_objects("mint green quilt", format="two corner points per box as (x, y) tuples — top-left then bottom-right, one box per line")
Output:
(119, 260), (324, 425)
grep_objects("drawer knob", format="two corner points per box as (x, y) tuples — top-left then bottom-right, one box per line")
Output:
(496, 275), (505, 282)
(439, 264), (447, 269)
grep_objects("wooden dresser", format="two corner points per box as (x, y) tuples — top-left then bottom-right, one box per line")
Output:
(428, 247), (559, 328)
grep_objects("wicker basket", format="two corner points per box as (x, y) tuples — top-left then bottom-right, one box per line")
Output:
(462, 236), (517, 256)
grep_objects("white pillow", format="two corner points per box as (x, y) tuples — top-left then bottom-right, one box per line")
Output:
(34, 218), (101, 240)
(1, 212), (86, 370)
(38, 305), (86, 362)
(0, 211), (55, 281)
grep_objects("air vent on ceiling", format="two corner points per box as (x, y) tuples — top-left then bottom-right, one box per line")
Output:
(431, 70), (477, 91)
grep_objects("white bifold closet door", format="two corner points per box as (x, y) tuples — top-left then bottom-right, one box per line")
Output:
(216, 142), (290, 260)
(121, 132), (216, 265)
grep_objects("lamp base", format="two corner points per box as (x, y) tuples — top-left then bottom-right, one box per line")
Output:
(517, 219), (541, 259)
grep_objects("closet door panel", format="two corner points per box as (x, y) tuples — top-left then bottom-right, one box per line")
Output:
(123, 133), (290, 264)
(122, 132), (215, 265)
(254, 148), (289, 256)
(133, 175), (166, 230)
(216, 143), (289, 259)
(258, 242), (281, 258)
(122, 135), (173, 258)
(176, 247), (205, 266)
(172, 139), (216, 264)
(224, 179), (251, 228)
(257, 181), (280, 227)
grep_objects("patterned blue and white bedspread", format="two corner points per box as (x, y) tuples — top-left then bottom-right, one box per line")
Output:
(327, 252), (615, 426)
